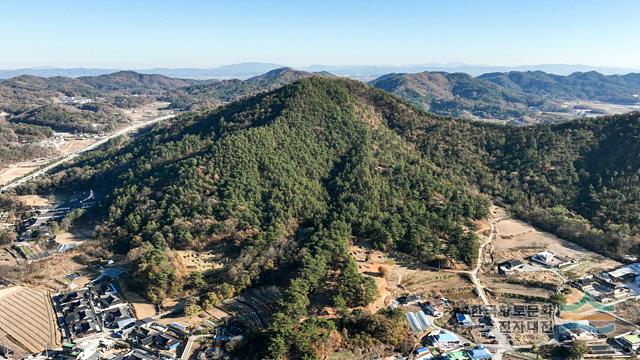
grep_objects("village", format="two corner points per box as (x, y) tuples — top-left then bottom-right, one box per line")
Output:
(347, 207), (640, 359)
(3, 198), (640, 359)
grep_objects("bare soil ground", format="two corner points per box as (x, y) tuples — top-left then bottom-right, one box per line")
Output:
(0, 285), (60, 353)
(507, 270), (564, 290)
(350, 244), (480, 312)
(0, 163), (43, 187)
(493, 218), (620, 277)
(55, 223), (94, 245)
(614, 299), (640, 325)
(5, 249), (97, 291)
(350, 245), (399, 312)
(510, 333), (550, 347)
(121, 101), (172, 121)
(117, 279), (157, 319)
(12, 194), (53, 207)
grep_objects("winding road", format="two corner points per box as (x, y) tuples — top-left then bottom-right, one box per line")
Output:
(0, 114), (175, 194)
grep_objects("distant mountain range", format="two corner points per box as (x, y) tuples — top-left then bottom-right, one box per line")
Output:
(2, 67), (640, 132)
(369, 70), (640, 122)
(1, 62), (638, 80)
(165, 67), (335, 110)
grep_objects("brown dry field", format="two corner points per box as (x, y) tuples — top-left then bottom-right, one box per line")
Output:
(121, 101), (171, 121)
(117, 278), (157, 319)
(13, 194), (53, 207)
(493, 218), (620, 277)
(614, 299), (640, 325)
(486, 280), (554, 300)
(0, 164), (42, 186)
(350, 244), (480, 312)
(7, 249), (97, 291)
(0, 285), (60, 354)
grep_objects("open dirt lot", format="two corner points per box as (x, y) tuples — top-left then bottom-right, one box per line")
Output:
(351, 243), (480, 312)
(0, 285), (60, 354)
(613, 299), (640, 325)
(13, 194), (53, 207)
(121, 101), (172, 121)
(0, 163), (43, 187)
(117, 278), (157, 319)
(493, 218), (620, 277)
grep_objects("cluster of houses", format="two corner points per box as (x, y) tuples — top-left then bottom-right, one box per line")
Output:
(53, 279), (135, 340)
(109, 320), (189, 360)
(50, 298), (190, 360)
(498, 250), (577, 276)
(415, 330), (493, 359)
(393, 295), (494, 360)
(575, 263), (640, 303)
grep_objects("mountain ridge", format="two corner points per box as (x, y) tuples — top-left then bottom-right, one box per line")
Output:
(18, 77), (640, 358)
(2, 63), (639, 80)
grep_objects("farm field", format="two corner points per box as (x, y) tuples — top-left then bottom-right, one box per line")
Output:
(350, 243), (479, 312)
(0, 285), (60, 355)
(492, 218), (621, 277)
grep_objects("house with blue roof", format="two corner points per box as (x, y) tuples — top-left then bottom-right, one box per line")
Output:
(467, 345), (493, 360)
(426, 330), (461, 351)
(456, 313), (474, 327)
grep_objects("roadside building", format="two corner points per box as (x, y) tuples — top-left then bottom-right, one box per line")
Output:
(578, 276), (631, 302)
(456, 313), (474, 327)
(426, 330), (461, 351)
(615, 331), (640, 351)
(498, 259), (524, 275)
(467, 346), (493, 360)
(605, 263), (640, 285)
(531, 251), (572, 268)
(555, 322), (601, 342)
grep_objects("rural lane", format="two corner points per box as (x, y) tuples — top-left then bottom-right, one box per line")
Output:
(0, 114), (175, 194)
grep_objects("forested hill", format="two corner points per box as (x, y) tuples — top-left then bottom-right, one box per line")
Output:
(368, 71), (542, 120)
(369, 70), (640, 123)
(165, 67), (336, 110)
(77, 70), (204, 94)
(28, 77), (640, 358)
(479, 70), (640, 104)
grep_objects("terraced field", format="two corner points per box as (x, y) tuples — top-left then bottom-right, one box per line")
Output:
(0, 286), (60, 354)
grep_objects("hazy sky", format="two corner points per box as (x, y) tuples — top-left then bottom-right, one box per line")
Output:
(1, 0), (639, 69)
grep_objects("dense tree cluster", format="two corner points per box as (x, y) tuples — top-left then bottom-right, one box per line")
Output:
(23, 77), (640, 359)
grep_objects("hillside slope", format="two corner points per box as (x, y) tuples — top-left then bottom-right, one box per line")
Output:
(479, 71), (640, 104)
(24, 77), (640, 358)
(369, 71), (545, 120)
(166, 67), (336, 110)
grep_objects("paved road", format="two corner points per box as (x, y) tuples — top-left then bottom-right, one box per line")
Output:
(0, 114), (175, 194)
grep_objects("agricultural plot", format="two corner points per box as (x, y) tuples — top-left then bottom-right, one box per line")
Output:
(0, 286), (60, 354)
(481, 213), (621, 302)
(215, 286), (282, 329)
(493, 218), (620, 276)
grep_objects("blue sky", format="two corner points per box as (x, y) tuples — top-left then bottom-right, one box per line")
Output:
(1, 0), (639, 69)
